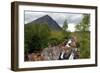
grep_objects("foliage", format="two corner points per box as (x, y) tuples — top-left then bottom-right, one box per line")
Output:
(76, 31), (90, 58)
(75, 14), (90, 58)
(48, 30), (71, 46)
(75, 14), (90, 31)
(62, 20), (68, 31)
(24, 22), (71, 53)
(75, 31), (90, 58)
(24, 23), (51, 53)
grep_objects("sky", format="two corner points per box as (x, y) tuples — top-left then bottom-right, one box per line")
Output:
(24, 11), (84, 32)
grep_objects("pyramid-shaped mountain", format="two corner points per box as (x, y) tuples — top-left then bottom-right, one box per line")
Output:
(26, 15), (62, 31)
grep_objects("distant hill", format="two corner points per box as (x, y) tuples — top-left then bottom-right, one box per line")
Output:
(26, 15), (62, 31)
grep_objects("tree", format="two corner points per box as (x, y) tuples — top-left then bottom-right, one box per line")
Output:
(62, 20), (68, 31)
(75, 14), (90, 58)
(75, 14), (90, 31)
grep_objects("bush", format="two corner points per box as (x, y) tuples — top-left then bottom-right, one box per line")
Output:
(24, 23), (51, 53)
(75, 31), (90, 58)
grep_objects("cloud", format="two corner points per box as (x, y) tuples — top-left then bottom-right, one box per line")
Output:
(67, 14), (84, 24)
(25, 11), (46, 24)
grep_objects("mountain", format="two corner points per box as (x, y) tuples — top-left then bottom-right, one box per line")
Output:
(26, 15), (62, 31)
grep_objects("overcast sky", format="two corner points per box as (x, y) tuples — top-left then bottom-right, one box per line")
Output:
(24, 11), (84, 32)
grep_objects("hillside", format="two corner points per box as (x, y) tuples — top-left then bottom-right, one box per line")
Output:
(26, 15), (62, 31)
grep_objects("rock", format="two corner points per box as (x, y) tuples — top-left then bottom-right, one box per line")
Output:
(41, 46), (62, 60)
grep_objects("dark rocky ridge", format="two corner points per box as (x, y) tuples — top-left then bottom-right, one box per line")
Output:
(26, 15), (62, 31)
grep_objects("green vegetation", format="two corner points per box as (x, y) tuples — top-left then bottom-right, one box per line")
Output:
(75, 14), (90, 31)
(62, 19), (68, 31)
(74, 31), (90, 58)
(75, 14), (90, 58)
(24, 23), (70, 54)
(48, 30), (71, 46)
(25, 23), (51, 53)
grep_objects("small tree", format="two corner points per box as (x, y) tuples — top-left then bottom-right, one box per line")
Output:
(62, 20), (68, 31)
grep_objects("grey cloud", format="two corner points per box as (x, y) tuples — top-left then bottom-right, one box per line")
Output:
(67, 14), (84, 24)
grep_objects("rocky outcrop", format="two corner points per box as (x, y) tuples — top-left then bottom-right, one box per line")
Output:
(41, 46), (62, 60)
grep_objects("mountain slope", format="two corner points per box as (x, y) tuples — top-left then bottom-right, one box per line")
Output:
(26, 15), (62, 31)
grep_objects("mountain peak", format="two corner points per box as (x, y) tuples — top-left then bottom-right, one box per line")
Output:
(43, 15), (52, 19)
(43, 15), (50, 17)
(39, 15), (53, 21)
(27, 15), (62, 31)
